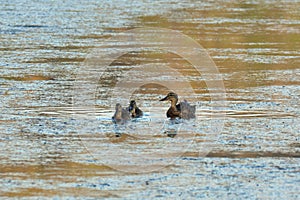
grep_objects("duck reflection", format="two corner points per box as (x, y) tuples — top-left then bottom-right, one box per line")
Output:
(162, 119), (182, 138)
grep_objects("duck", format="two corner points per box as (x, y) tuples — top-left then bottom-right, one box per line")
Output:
(112, 103), (131, 123)
(127, 100), (143, 118)
(160, 92), (196, 120)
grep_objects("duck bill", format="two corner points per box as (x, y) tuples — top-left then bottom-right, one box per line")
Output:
(159, 96), (168, 101)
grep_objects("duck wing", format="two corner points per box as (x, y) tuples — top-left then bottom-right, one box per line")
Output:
(176, 103), (181, 112)
(179, 100), (196, 119)
(122, 108), (131, 120)
(135, 107), (143, 117)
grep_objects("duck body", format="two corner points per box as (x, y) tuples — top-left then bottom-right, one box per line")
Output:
(127, 100), (143, 118)
(112, 103), (131, 123)
(166, 103), (181, 119)
(160, 92), (196, 120)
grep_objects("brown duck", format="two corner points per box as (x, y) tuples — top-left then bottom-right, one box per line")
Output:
(112, 103), (131, 123)
(160, 92), (196, 120)
(127, 100), (143, 118)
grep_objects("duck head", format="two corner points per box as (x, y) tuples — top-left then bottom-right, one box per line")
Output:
(115, 103), (122, 112)
(160, 92), (178, 104)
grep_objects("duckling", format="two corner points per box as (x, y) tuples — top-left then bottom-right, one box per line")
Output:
(112, 103), (131, 123)
(127, 100), (143, 118)
(160, 92), (196, 120)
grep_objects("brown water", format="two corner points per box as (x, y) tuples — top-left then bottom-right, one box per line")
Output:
(1, 0), (299, 199)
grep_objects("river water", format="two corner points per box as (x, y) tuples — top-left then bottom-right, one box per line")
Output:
(0, 0), (299, 199)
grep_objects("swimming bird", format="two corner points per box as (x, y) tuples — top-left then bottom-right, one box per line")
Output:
(127, 100), (143, 118)
(160, 92), (196, 120)
(112, 103), (131, 123)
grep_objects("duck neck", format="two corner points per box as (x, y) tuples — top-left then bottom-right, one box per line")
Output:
(131, 107), (136, 117)
(170, 99), (178, 108)
(132, 105), (136, 112)
(114, 109), (122, 119)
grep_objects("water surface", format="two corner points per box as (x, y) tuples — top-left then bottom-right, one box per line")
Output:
(0, 0), (299, 199)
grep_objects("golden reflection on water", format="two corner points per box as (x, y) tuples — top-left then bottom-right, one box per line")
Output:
(101, 51), (208, 95)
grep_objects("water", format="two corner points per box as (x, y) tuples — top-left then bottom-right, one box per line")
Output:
(1, 0), (299, 199)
